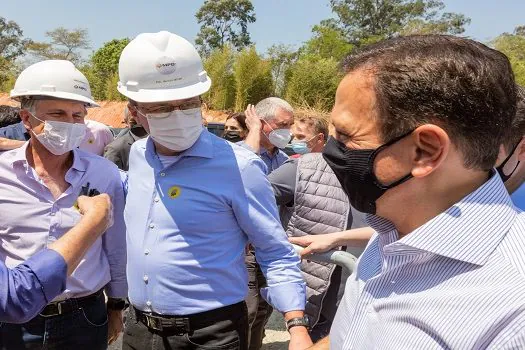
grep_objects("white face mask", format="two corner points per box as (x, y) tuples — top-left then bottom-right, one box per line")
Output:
(141, 108), (203, 152)
(30, 113), (87, 155)
(263, 120), (291, 149)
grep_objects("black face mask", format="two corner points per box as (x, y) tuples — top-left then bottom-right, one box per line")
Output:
(497, 142), (521, 183)
(322, 131), (414, 214)
(223, 131), (243, 143)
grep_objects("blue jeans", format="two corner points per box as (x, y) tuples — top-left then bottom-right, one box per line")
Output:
(0, 292), (108, 350)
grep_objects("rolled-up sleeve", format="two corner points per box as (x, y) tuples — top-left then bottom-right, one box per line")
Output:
(0, 249), (67, 323)
(232, 158), (305, 313)
(102, 170), (128, 298)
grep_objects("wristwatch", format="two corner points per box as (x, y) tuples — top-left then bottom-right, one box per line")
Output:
(286, 316), (310, 332)
(107, 298), (127, 311)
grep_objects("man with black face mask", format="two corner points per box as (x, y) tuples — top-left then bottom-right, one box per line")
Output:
(495, 86), (525, 198)
(307, 35), (525, 350)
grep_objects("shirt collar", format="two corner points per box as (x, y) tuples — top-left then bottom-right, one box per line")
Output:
(144, 128), (214, 160)
(10, 141), (87, 172)
(367, 173), (516, 266)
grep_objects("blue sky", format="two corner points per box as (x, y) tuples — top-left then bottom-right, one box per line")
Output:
(2, 0), (524, 56)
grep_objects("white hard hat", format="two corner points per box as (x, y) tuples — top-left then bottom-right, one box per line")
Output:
(117, 31), (211, 103)
(10, 60), (98, 107)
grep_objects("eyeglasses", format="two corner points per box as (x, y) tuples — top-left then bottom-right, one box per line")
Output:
(134, 99), (202, 116)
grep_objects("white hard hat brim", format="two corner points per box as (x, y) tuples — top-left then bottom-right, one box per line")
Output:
(10, 90), (99, 108)
(117, 79), (211, 103)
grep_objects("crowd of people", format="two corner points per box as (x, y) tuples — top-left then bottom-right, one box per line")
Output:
(0, 30), (525, 350)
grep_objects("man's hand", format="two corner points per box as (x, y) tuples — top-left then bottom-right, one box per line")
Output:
(289, 326), (313, 350)
(244, 104), (262, 132)
(77, 194), (113, 232)
(289, 233), (340, 257)
(242, 104), (263, 154)
(107, 309), (123, 345)
(308, 336), (329, 350)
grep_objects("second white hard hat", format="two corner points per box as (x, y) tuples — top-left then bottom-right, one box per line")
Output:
(10, 60), (98, 107)
(117, 31), (211, 103)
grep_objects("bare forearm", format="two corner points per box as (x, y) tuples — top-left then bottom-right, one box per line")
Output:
(48, 213), (107, 275)
(0, 138), (24, 151)
(308, 336), (330, 349)
(334, 227), (375, 248)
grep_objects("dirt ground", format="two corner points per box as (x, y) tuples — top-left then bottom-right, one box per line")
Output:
(109, 310), (288, 350)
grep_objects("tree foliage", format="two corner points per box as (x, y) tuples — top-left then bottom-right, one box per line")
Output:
(195, 0), (256, 56)
(233, 47), (273, 111)
(492, 26), (525, 86)
(323, 0), (470, 46)
(301, 24), (353, 61)
(266, 44), (297, 96)
(27, 27), (90, 63)
(0, 17), (30, 61)
(203, 45), (236, 110)
(285, 55), (342, 111)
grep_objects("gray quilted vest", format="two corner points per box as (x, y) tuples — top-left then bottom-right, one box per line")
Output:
(286, 152), (364, 327)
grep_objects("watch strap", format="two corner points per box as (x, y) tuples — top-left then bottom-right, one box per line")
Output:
(286, 316), (309, 332)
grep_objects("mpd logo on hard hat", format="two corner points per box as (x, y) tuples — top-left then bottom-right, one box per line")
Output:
(155, 56), (177, 75)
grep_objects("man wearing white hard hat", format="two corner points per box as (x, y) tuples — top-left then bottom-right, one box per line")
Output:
(119, 31), (312, 350)
(0, 60), (127, 349)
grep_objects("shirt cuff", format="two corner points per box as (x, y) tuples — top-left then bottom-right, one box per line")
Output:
(24, 249), (67, 304)
(260, 282), (306, 313)
(105, 281), (128, 298)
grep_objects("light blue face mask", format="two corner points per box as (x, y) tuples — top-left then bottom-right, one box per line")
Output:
(291, 141), (311, 154)
(290, 135), (317, 154)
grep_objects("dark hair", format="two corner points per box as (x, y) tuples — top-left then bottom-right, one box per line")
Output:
(0, 105), (21, 128)
(226, 112), (248, 132)
(343, 35), (516, 170)
(506, 85), (525, 151)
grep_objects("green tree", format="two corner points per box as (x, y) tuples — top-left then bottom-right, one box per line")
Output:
(266, 44), (297, 96)
(195, 0), (256, 56)
(27, 27), (90, 63)
(0, 17), (30, 61)
(88, 38), (130, 100)
(323, 0), (470, 46)
(105, 72), (126, 101)
(285, 55), (342, 111)
(492, 26), (525, 86)
(203, 46), (236, 110)
(301, 24), (353, 61)
(0, 57), (18, 92)
(233, 46), (273, 111)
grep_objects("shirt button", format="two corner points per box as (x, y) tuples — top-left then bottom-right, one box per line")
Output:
(144, 249), (150, 255)
(160, 172), (166, 177)
(146, 301), (152, 307)
(49, 212), (55, 216)
(154, 198), (159, 203)
(149, 224), (155, 229)
(143, 275), (149, 283)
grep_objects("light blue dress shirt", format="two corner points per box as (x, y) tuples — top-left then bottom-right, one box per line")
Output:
(511, 182), (525, 210)
(237, 141), (289, 174)
(0, 249), (67, 323)
(124, 130), (305, 315)
(0, 142), (127, 300)
(331, 174), (525, 349)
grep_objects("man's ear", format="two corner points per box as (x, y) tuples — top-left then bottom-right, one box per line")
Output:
(19, 109), (33, 131)
(411, 124), (450, 178)
(515, 136), (525, 162)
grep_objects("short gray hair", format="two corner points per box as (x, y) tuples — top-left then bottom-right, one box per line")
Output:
(254, 97), (294, 122)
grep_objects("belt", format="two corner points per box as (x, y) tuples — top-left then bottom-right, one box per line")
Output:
(134, 301), (245, 334)
(39, 289), (103, 318)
